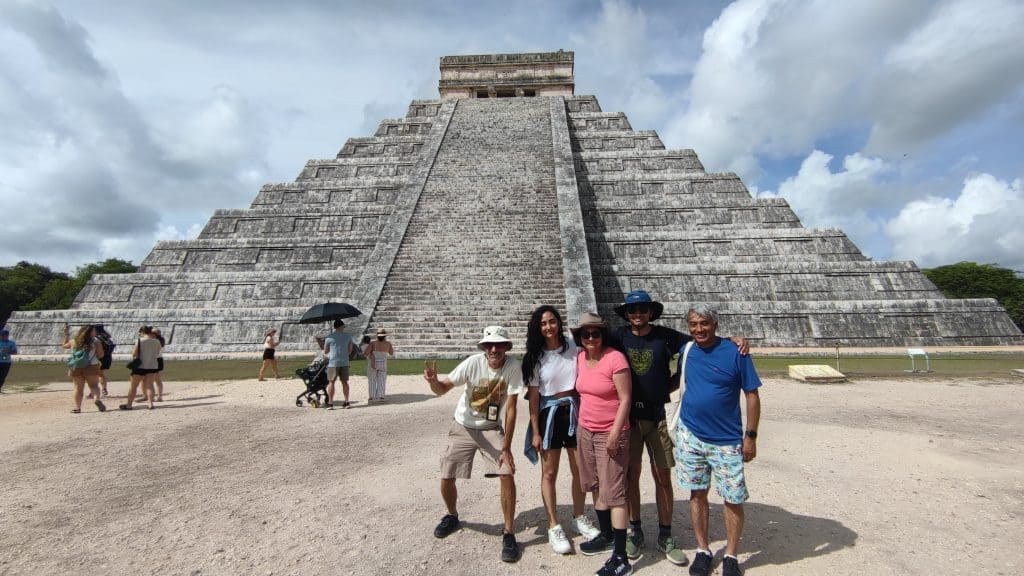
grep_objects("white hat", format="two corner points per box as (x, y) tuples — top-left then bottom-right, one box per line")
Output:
(477, 325), (512, 350)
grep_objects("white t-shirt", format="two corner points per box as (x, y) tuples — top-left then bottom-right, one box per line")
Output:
(528, 339), (578, 397)
(448, 353), (524, 430)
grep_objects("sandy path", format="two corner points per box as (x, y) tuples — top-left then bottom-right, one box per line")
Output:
(1, 373), (1022, 575)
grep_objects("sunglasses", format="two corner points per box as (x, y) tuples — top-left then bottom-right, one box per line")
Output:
(625, 304), (651, 314)
(481, 342), (507, 350)
(580, 329), (603, 340)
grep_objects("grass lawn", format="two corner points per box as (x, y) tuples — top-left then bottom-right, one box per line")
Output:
(4, 354), (1022, 389)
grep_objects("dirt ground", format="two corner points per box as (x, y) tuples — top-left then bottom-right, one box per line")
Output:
(1, 371), (1022, 576)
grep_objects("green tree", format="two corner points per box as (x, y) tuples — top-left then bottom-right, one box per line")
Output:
(0, 261), (69, 325)
(2, 259), (138, 323)
(923, 262), (1024, 330)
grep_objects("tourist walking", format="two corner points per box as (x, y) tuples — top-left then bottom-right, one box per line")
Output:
(62, 324), (106, 413)
(521, 305), (601, 554)
(573, 313), (634, 576)
(152, 328), (166, 401)
(259, 328), (281, 380)
(93, 325), (115, 397)
(121, 326), (161, 410)
(675, 306), (762, 576)
(424, 325), (523, 563)
(363, 327), (394, 402)
(0, 328), (18, 393)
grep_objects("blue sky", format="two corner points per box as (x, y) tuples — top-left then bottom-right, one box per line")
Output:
(1, 0), (1022, 273)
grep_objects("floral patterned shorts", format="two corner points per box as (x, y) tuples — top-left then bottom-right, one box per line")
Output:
(674, 424), (749, 504)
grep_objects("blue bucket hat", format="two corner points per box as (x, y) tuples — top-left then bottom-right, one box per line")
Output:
(614, 289), (664, 321)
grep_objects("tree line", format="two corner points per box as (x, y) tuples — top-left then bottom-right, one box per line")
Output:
(0, 259), (137, 325)
(1, 259), (1021, 331)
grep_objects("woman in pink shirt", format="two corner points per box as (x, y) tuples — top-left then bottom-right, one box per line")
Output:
(573, 312), (633, 576)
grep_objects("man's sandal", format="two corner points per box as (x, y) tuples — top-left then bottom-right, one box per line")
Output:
(118, 404), (132, 410)
(70, 409), (81, 414)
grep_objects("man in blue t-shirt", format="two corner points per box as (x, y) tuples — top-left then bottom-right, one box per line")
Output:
(323, 319), (354, 409)
(676, 306), (761, 576)
(0, 328), (17, 393)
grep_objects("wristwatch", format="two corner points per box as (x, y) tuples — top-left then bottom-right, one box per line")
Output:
(744, 430), (758, 439)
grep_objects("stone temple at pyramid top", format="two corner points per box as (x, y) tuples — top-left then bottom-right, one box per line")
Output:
(6, 50), (1022, 355)
(439, 50), (575, 99)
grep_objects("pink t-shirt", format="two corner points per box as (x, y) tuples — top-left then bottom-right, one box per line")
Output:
(576, 348), (631, 433)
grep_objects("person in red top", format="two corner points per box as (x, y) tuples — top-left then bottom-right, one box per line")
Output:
(573, 312), (634, 576)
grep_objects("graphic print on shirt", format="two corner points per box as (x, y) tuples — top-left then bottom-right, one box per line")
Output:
(627, 347), (653, 376)
(469, 376), (506, 417)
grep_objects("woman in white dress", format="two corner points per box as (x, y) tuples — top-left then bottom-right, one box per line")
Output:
(363, 327), (394, 402)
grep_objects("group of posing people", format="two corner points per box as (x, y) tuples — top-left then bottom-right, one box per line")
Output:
(262, 319), (396, 408)
(424, 290), (762, 576)
(61, 324), (167, 412)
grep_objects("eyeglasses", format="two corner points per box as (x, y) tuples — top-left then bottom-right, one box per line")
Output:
(625, 304), (651, 314)
(580, 330), (603, 340)
(481, 342), (507, 350)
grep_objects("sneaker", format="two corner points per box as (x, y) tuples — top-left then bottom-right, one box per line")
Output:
(574, 514), (602, 540)
(547, 525), (571, 555)
(596, 554), (632, 576)
(722, 556), (742, 576)
(689, 550), (714, 576)
(433, 514), (460, 538)
(625, 527), (644, 560)
(501, 532), (521, 563)
(579, 533), (613, 556)
(657, 535), (689, 566)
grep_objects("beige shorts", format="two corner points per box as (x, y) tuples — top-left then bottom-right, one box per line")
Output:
(577, 425), (630, 507)
(629, 418), (676, 469)
(440, 422), (512, 479)
(327, 366), (350, 381)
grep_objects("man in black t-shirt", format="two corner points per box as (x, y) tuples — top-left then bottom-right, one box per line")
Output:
(608, 290), (691, 566)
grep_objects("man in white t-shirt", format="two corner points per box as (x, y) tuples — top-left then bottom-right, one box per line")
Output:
(424, 325), (524, 563)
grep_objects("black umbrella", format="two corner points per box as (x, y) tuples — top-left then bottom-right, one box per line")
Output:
(298, 302), (363, 324)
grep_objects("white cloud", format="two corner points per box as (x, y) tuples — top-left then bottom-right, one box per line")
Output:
(886, 173), (1024, 270)
(758, 149), (892, 257)
(865, 0), (1024, 155)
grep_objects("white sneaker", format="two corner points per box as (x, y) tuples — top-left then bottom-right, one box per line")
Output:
(548, 524), (571, 555)
(574, 515), (602, 540)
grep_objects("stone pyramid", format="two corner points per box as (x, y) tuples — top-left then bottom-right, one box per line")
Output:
(9, 51), (1022, 355)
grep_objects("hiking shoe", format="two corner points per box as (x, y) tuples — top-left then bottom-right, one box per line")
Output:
(596, 554), (632, 576)
(574, 514), (601, 540)
(657, 535), (688, 566)
(722, 556), (742, 576)
(501, 532), (521, 563)
(433, 514), (460, 538)
(625, 526), (644, 560)
(579, 533), (613, 556)
(689, 550), (714, 576)
(548, 524), (571, 555)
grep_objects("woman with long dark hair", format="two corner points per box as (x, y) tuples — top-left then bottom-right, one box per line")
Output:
(522, 305), (601, 554)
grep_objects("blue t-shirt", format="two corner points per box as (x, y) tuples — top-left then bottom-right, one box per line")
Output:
(679, 338), (761, 445)
(324, 331), (353, 367)
(0, 339), (16, 364)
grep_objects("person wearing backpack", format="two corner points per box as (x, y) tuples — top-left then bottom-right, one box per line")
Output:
(91, 324), (115, 398)
(62, 324), (106, 414)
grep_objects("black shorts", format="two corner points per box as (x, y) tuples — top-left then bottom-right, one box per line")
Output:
(263, 348), (276, 360)
(131, 368), (159, 376)
(539, 403), (578, 450)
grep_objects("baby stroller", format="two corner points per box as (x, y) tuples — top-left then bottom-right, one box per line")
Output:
(295, 356), (329, 408)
